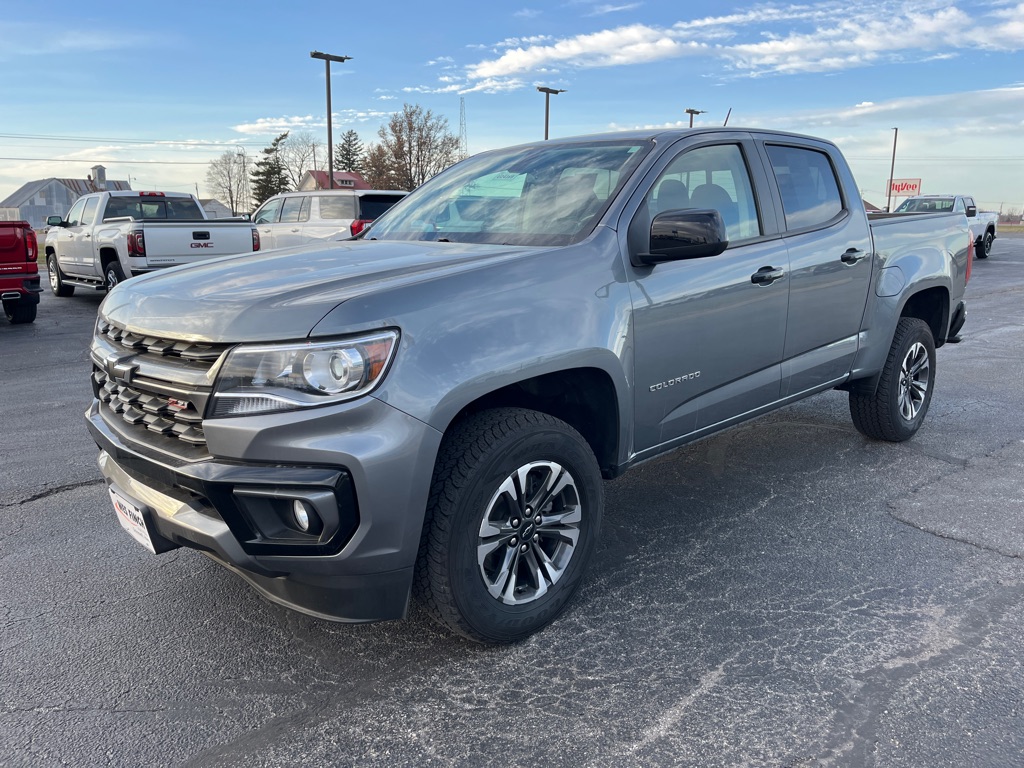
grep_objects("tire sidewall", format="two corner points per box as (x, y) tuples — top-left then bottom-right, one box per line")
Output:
(105, 264), (122, 291)
(447, 424), (602, 642)
(47, 255), (61, 294)
(885, 320), (936, 440)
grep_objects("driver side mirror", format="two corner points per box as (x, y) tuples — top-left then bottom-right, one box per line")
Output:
(46, 215), (66, 227)
(965, 205), (977, 218)
(632, 209), (729, 267)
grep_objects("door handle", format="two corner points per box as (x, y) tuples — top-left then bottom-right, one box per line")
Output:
(841, 248), (866, 264)
(751, 266), (785, 285)
(290, 228), (300, 233)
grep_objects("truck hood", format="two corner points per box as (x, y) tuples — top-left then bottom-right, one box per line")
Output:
(100, 240), (544, 341)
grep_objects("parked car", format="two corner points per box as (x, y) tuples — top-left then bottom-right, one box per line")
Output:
(86, 128), (971, 643)
(44, 191), (260, 296)
(252, 189), (407, 249)
(892, 194), (998, 258)
(0, 220), (41, 324)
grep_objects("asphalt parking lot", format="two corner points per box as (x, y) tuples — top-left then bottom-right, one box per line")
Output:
(2, 236), (1023, 767)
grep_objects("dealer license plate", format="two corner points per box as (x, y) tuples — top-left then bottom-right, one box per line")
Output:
(109, 486), (156, 554)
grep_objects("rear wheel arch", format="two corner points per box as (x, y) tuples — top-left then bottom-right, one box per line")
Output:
(899, 286), (949, 349)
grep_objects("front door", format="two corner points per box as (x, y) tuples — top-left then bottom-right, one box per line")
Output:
(627, 140), (790, 454)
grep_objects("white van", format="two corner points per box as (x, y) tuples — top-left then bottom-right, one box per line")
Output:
(252, 189), (407, 249)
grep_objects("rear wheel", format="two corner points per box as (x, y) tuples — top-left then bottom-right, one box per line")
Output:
(416, 408), (603, 643)
(3, 299), (36, 324)
(47, 254), (74, 297)
(104, 261), (126, 291)
(850, 317), (936, 442)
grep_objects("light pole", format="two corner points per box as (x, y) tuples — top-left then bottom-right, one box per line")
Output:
(685, 108), (706, 128)
(536, 86), (565, 140)
(310, 50), (351, 189)
(887, 127), (899, 212)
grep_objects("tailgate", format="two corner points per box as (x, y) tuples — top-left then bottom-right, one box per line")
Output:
(139, 222), (255, 267)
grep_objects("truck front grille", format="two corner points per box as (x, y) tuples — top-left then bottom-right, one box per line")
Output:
(91, 318), (232, 461)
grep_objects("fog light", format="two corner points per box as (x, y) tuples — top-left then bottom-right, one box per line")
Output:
(292, 500), (312, 532)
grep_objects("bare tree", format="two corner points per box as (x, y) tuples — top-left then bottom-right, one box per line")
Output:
(280, 130), (324, 189)
(205, 150), (252, 215)
(375, 104), (460, 190)
(361, 143), (400, 190)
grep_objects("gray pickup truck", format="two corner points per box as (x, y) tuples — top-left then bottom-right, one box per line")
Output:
(86, 128), (970, 643)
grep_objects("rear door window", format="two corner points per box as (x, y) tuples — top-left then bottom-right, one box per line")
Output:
(765, 144), (843, 230)
(280, 196), (308, 223)
(81, 197), (100, 226)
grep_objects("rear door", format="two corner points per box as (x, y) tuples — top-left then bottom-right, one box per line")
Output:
(758, 140), (873, 396)
(272, 195), (309, 248)
(626, 135), (790, 452)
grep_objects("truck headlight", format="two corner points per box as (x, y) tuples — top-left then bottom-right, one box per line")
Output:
(210, 330), (399, 417)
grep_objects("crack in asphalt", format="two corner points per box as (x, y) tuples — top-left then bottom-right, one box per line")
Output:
(3, 478), (104, 508)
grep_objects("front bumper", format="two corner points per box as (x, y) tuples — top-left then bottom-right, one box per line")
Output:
(87, 396), (442, 623)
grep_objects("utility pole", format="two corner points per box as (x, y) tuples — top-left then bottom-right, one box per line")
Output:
(685, 108), (706, 128)
(887, 127), (899, 212)
(536, 86), (566, 140)
(310, 51), (352, 189)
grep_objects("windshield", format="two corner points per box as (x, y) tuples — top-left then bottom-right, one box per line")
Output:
(367, 140), (652, 246)
(894, 197), (954, 213)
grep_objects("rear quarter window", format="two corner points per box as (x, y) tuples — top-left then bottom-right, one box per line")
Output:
(317, 196), (358, 220)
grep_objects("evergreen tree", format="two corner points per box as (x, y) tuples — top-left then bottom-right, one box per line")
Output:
(334, 130), (364, 174)
(250, 132), (290, 206)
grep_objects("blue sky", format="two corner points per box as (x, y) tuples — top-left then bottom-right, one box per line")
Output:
(2, 0), (1023, 210)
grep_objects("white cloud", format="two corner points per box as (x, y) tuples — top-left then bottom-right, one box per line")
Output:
(456, 1), (1024, 86)
(514, 8), (542, 19)
(589, 3), (643, 15)
(469, 25), (704, 79)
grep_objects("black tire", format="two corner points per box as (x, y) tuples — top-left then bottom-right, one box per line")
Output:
(3, 299), (36, 324)
(850, 317), (936, 442)
(47, 254), (75, 297)
(415, 408), (603, 644)
(977, 230), (993, 259)
(104, 261), (126, 291)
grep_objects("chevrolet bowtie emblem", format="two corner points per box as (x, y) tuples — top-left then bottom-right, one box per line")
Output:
(105, 353), (139, 385)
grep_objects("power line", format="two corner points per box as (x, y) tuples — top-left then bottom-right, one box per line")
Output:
(0, 131), (263, 148)
(0, 156), (212, 165)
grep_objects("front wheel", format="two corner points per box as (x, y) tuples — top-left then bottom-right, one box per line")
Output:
(850, 317), (936, 442)
(104, 261), (126, 291)
(47, 254), (75, 297)
(415, 408), (603, 643)
(977, 231), (993, 259)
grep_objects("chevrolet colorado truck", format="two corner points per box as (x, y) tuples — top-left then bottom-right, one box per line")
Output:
(86, 128), (971, 643)
(45, 191), (260, 295)
(893, 194), (998, 258)
(0, 220), (41, 324)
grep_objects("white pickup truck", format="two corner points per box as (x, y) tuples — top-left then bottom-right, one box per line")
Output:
(893, 194), (998, 258)
(44, 191), (260, 296)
